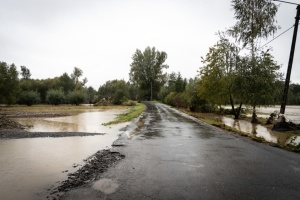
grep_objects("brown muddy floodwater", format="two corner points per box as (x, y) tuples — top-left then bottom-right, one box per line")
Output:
(0, 109), (129, 200)
(222, 105), (300, 146)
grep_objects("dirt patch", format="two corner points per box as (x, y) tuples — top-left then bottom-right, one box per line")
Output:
(0, 111), (70, 118)
(0, 111), (70, 132)
(47, 149), (125, 199)
(0, 116), (26, 130)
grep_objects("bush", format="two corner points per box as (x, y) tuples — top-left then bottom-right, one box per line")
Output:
(165, 92), (186, 108)
(94, 98), (109, 106)
(68, 90), (87, 105)
(122, 100), (137, 106)
(112, 89), (127, 105)
(19, 90), (40, 106)
(46, 89), (65, 105)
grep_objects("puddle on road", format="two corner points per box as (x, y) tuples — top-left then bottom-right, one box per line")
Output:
(92, 179), (119, 194)
(222, 117), (299, 146)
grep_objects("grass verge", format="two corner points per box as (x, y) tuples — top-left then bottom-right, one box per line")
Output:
(102, 103), (145, 126)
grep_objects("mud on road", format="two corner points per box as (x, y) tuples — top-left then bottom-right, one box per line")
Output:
(47, 149), (125, 200)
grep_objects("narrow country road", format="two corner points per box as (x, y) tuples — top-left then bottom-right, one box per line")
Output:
(62, 101), (300, 200)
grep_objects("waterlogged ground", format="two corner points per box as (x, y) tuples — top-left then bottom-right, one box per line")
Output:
(222, 105), (300, 146)
(0, 109), (129, 200)
(255, 106), (300, 124)
(14, 109), (124, 133)
(222, 117), (300, 146)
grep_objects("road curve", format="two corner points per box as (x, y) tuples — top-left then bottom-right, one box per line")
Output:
(62, 101), (300, 200)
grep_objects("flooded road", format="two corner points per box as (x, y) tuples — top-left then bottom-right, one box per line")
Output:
(0, 109), (129, 200)
(62, 102), (300, 200)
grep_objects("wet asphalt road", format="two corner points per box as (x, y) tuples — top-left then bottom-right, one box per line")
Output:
(62, 101), (300, 200)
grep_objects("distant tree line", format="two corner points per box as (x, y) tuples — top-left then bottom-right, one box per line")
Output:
(0, 63), (95, 106)
(1, 0), (299, 122)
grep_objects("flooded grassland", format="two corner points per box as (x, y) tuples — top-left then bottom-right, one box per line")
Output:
(180, 105), (300, 151)
(0, 105), (132, 200)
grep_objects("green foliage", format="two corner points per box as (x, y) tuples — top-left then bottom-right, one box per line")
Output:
(71, 67), (83, 86)
(98, 79), (129, 105)
(286, 83), (300, 105)
(19, 90), (40, 106)
(184, 78), (206, 111)
(158, 72), (187, 103)
(87, 86), (97, 104)
(129, 46), (169, 100)
(164, 92), (186, 108)
(102, 103), (145, 126)
(0, 62), (20, 104)
(199, 33), (240, 106)
(128, 82), (139, 100)
(230, 0), (279, 48)
(122, 100), (137, 106)
(113, 89), (126, 105)
(94, 98), (109, 106)
(46, 89), (65, 105)
(59, 73), (75, 95)
(68, 90), (87, 106)
(20, 66), (31, 79)
(236, 51), (282, 107)
(70, 67), (87, 90)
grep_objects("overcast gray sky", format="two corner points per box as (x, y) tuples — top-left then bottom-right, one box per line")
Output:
(1, 0), (299, 89)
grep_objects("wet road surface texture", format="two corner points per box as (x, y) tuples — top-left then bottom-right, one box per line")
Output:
(62, 102), (300, 200)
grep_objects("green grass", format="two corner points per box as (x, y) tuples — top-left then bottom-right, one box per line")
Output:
(102, 103), (145, 126)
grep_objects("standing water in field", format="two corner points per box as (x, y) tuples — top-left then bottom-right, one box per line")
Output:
(222, 105), (300, 146)
(0, 109), (129, 200)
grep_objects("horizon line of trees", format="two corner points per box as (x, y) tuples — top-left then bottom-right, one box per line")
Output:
(1, 0), (300, 123)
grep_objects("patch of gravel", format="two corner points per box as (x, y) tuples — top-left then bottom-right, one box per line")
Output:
(0, 116), (26, 130)
(47, 149), (125, 199)
(0, 130), (105, 139)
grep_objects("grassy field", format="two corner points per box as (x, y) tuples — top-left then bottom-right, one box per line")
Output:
(102, 103), (146, 126)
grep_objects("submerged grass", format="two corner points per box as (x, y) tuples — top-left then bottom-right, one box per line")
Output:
(102, 103), (145, 126)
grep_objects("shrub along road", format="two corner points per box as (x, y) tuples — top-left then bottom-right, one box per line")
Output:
(61, 101), (300, 200)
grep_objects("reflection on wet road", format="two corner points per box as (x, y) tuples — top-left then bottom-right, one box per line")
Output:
(62, 101), (300, 200)
(129, 101), (216, 139)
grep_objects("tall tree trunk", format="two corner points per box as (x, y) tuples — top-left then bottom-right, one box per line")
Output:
(251, 103), (258, 123)
(235, 102), (243, 119)
(229, 94), (237, 118)
(230, 95), (242, 119)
